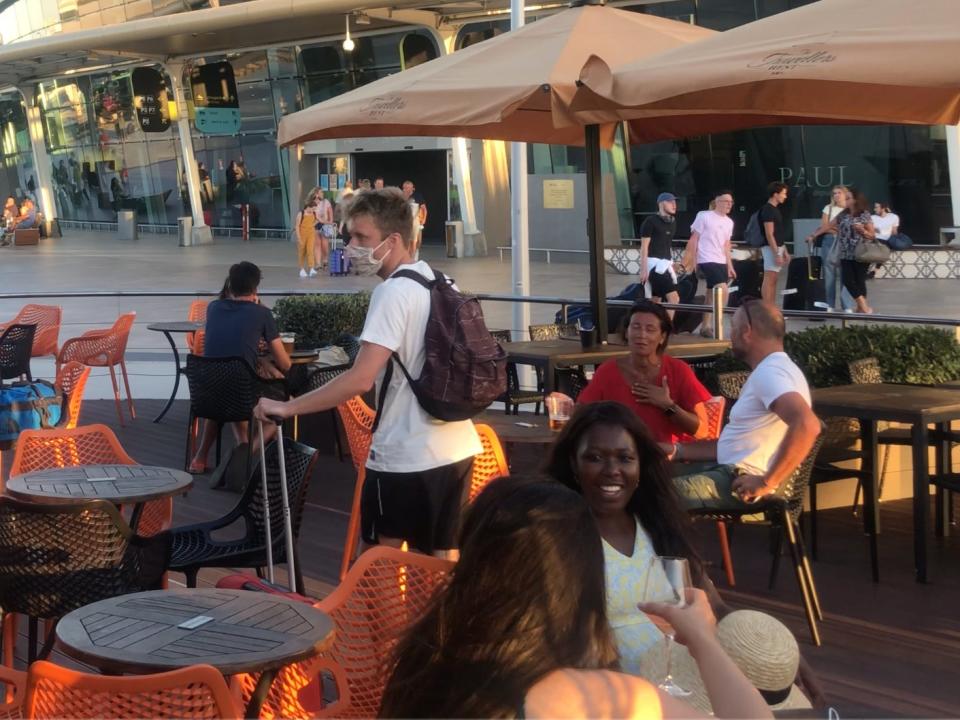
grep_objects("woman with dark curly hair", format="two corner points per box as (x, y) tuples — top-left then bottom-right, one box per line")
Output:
(380, 475), (770, 719)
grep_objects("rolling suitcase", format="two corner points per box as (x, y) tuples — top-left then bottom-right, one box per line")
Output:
(783, 256), (827, 311)
(728, 257), (762, 307)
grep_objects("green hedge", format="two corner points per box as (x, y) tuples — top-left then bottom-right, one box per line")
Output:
(702, 325), (960, 392)
(273, 292), (371, 349)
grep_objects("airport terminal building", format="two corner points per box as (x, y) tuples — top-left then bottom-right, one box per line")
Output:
(0, 0), (956, 250)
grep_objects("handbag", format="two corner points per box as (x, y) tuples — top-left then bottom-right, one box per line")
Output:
(854, 238), (891, 264)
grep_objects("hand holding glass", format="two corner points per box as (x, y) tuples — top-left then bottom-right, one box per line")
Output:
(641, 556), (693, 698)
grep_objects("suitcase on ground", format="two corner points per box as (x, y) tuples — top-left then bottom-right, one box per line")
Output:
(673, 295), (705, 334)
(215, 573), (315, 604)
(783, 257), (827, 311)
(728, 258), (762, 307)
(329, 247), (349, 276)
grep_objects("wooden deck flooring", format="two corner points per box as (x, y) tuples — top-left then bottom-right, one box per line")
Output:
(3, 399), (960, 718)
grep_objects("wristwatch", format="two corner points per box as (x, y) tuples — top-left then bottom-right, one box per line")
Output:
(663, 404), (678, 417)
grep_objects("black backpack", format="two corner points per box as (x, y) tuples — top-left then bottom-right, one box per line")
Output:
(744, 210), (766, 247)
(373, 269), (507, 431)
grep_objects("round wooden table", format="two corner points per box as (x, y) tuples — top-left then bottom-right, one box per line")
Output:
(475, 410), (559, 445)
(147, 321), (204, 423)
(56, 588), (335, 719)
(6, 464), (192, 530)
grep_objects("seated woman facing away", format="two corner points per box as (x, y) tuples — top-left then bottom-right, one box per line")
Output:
(544, 401), (823, 706)
(380, 475), (772, 719)
(577, 300), (711, 443)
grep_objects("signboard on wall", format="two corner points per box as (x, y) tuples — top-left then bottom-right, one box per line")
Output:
(543, 179), (575, 209)
(190, 61), (241, 135)
(131, 67), (171, 133)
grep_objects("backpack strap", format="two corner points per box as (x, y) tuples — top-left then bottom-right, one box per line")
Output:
(369, 268), (448, 433)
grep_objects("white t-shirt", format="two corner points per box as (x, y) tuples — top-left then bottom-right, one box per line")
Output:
(871, 212), (899, 240)
(821, 204), (845, 222)
(360, 260), (482, 473)
(717, 352), (811, 475)
(690, 210), (733, 265)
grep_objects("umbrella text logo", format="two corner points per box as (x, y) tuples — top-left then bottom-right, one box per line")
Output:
(362, 95), (406, 119)
(748, 44), (837, 76)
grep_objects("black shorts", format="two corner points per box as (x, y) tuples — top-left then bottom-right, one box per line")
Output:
(697, 262), (729, 289)
(360, 456), (474, 554)
(648, 268), (678, 298)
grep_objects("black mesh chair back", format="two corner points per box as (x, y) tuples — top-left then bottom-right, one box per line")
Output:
(0, 496), (169, 619)
(184, 354), (260, 422)
(169, 437), (319, 593)
(306, 364), (349, 393)
(0, 323), (36, 382)
(244, 438), (317, 549)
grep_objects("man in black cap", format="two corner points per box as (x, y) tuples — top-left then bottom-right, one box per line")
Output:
(638, 192), (680, 316)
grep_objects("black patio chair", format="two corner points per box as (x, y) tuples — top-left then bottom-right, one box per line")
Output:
(491, 329), (543, 415)
(0, 496), (170, 663)
(0, 323), (36, 384)
(182, 354), (286, 472)
(689, 430), (826, 646)
(168, 437), (319, 594)
(301, 363), (351, 458)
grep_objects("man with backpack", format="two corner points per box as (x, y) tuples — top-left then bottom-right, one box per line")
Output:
(256, 188), (495, 559)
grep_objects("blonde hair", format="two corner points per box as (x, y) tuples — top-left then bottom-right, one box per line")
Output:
(831, 185), (849, 208)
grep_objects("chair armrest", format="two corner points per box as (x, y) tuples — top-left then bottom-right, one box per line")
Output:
(0, 656), (27, 712)
(80, 328), (110, 339)
(311, 656), (352, 719)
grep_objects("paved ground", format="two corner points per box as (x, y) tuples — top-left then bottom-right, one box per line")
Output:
(1, 230), (957, 401)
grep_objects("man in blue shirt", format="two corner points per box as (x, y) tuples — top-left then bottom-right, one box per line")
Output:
(189, 261), (291, 475)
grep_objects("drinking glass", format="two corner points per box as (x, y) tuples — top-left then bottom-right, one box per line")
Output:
(648, 556), (693, 698)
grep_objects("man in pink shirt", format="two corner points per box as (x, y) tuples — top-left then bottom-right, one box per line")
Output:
(682, 190), (735, 337)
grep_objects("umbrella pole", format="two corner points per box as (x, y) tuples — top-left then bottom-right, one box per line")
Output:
(585, 123), (608, 342)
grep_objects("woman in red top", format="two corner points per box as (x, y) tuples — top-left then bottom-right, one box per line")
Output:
(578, 300), (711, 443)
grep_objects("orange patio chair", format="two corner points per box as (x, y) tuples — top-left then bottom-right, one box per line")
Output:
(0, 663), (25, 715)
(10, 425), (173, 537)
(25, 660), (241, 719)
(187, 299), (208, 355)
(0, 304), (61, 358)
(57, 312), (136, 426)
(336, 396), (375, 581)
(470, 423), (508, 503)
(55, 361), (91, 429)
(235, 546), (454, 720)
(697, 395), (735, 586)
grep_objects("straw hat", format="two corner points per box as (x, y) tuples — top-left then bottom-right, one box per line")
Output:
(668, 610), (813, 714)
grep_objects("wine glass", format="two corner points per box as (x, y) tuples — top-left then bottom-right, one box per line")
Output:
(651, 556), (693, 698)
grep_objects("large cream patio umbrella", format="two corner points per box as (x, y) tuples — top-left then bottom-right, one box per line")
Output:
(571, 0), (960, 142)
(278, 1), (713, 339)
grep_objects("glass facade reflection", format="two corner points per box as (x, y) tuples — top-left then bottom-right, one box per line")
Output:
(0, 28), (441, 231)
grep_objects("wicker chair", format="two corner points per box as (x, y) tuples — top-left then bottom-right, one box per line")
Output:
(470, 424), (509, 503)
(57, 312), (136, 425)
(490, 330), (542, 414)
(25, 661), (241, 719)
(689, 430), (826, 646)
(334, 334), (362, 365)
(0, 304), (60, 359)
(0, 496), (171, 663)
(336, 396), (375, 581)
(54, 361), (91, 429)
(168, 437), (318, 594)
(0, 323), (35, 383)
(555, 367), (590, 401)
(528, 323), (577, 341)
(234, 546), (454, 720)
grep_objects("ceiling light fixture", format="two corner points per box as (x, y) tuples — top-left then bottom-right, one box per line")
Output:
(342, 15), (355, 52)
